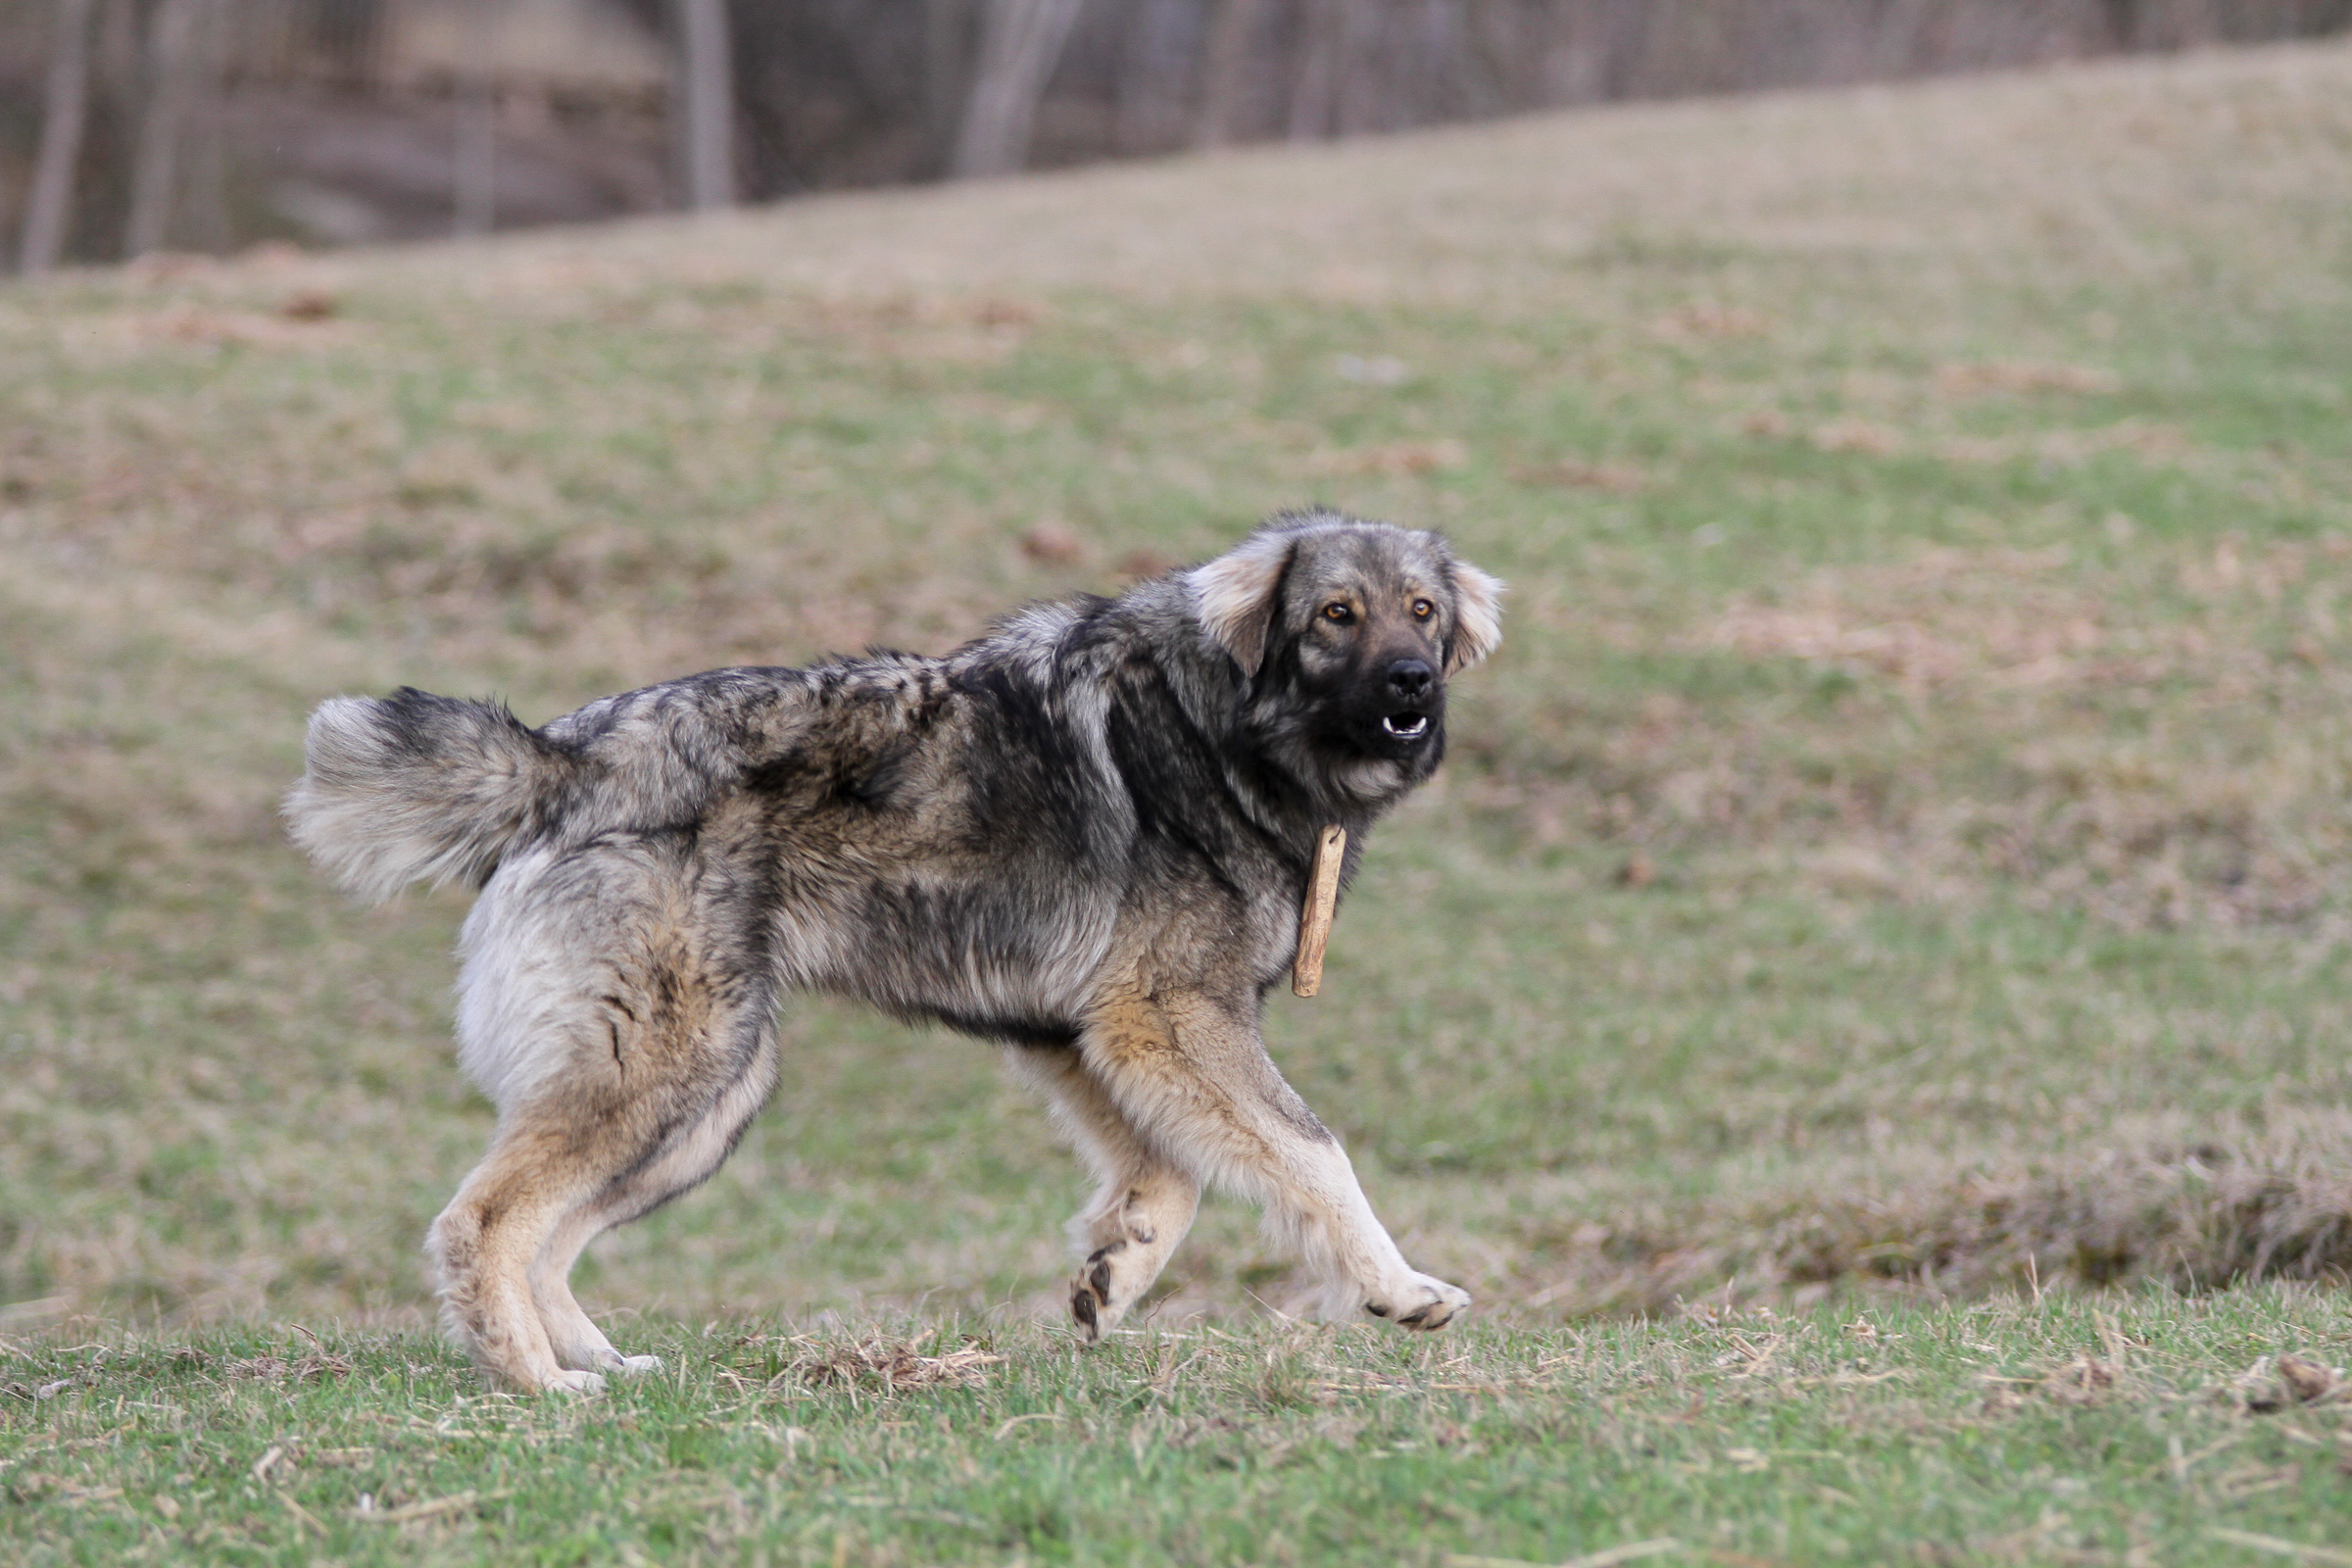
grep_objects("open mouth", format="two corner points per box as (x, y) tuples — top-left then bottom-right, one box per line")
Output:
(1380, 713), (1431, 740)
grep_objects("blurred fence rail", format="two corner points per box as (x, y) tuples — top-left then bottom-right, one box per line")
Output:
(3, 0), (2348, 267)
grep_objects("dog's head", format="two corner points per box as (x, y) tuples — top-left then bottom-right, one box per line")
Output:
(1186, 512), (1503, 793)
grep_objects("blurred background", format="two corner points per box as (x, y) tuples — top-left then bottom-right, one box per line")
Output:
(4, 0), (2350, 270)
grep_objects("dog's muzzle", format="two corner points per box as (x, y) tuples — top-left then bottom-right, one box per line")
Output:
(1380, 659), (1438, 742)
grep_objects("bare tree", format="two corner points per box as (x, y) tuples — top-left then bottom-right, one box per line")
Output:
(1288, 0), (1357, 140)
(451, 2), (499, 236)
(925, 0), (973, 174)
(1114, 0), (1199, 154)
(674, 0), (735, 208)
(1193, 0), (1265, 146)
(124, 0), (216, 257)
(20, 0), (99, 272)
(952, 0), (1087, 178)
(186, 0), (236, 252)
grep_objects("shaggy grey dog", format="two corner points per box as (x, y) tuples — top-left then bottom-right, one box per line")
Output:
(287, 511), (1503, 1392)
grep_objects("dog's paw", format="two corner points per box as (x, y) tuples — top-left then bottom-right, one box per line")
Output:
(590, 1350), (664, 1377)
(1365, 1273), (1470, 1332)
(1070, 1236), (1159, 1346)
(1068, 1248), (1117, 1345)
(543, 1368), (609, 1396)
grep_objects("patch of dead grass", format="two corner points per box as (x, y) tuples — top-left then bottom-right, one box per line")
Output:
(757, 1331), (1005, 1394)
(1932, 361), (2124, 398)
(1652, 305), (1772, 341)
(1472, 532), (2352, 929)
(1477, 1109), (2352, 1318)
(1303, 438), (1469, 477)
(1744, 414), (2198, 468)
(217, 1350), (358, 1384)
(1706, 544), (2127, 685)
(1510, 460), (1649, 494)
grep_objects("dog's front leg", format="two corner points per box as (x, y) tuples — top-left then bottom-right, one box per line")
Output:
(1082, 987), (1469, 1332)
(1008, 1045), (1201, 1342)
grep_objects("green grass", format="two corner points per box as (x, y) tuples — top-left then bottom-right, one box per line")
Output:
(6, 38), (2352, 1565)
(10, 1295), (2352, 1566)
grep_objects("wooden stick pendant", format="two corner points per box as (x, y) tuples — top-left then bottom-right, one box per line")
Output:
(1292, 824), (1347, 998)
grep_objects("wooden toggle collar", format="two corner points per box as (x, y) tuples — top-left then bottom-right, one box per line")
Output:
(1292, 824), (1346, 998)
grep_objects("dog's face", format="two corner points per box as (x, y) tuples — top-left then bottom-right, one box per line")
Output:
(1188, 514), (1503, 784)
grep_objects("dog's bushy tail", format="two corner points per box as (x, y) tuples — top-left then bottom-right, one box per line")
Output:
(285, 688), (573, 904)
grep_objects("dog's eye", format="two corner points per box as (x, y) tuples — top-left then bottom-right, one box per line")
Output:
(1411, 599), (1435, 619)
(1321, 603), (1354, 625)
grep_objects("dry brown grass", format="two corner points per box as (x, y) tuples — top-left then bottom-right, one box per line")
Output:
(1463, 522), (2352, 931)
(764, 1331), (1007, 1394)
(1445, 1110), (2352, 1319)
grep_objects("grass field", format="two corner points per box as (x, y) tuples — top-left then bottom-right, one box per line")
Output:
(5, 36), (2352, 1565)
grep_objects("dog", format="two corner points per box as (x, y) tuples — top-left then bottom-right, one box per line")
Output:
(285, 510), (1503, 1392)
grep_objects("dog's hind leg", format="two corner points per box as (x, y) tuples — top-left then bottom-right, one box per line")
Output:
(431, 1003), (778, 1394)
(427, 1115), (619, 1396)
(527, 1027), (778, 1378)
(435, 847), (782, 1393)
(1008, 1046), (1200, 1344)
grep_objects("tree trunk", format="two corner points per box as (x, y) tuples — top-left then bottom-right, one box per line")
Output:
(1598, 0), (1652, 99)
(674, 0), (735, 209)
(951, 0), (1087, 179)
(1114, 0), (1196, 155)
(124, 0), (213, 257)
(453, 88), (497, 235)
(1331, 0), (1391, 134)
(924, 0), (972, 176)
(186, 0), (234, 253)
(1458, 0), (1530, 117)
(453, 3), (497, 236)
(20, 0), (98, 273)
(1288, 0), (1347, 141)
(1192, 0), (1264, 147)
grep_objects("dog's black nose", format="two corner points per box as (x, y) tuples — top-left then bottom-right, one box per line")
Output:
(1387, 659), (1435, 702)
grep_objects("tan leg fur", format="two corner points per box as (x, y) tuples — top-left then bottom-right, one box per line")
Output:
(1009, 1046), (1201, 1340)
(1069, 985), (1469, 1336)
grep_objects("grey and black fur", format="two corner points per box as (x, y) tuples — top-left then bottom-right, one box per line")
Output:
(286, 511), (1503, 1392)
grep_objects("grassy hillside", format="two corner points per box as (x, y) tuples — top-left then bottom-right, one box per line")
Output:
(3, 37), (2352, 1565)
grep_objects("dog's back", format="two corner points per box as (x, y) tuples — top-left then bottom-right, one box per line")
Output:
(285, 663), (878, 906)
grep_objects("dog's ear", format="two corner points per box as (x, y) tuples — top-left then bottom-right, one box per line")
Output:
(1445, 561), (1505, 673)
(1187, 532), (1296, 677)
